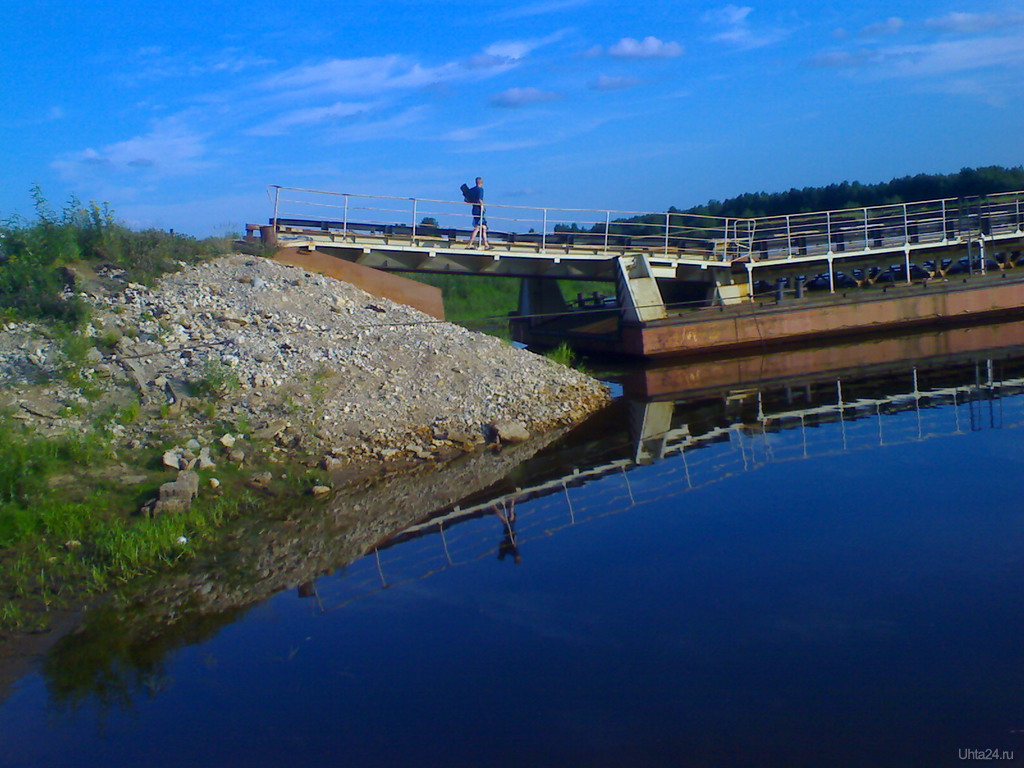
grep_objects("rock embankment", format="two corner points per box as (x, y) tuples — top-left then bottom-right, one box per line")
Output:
(0, 255), (610, 468)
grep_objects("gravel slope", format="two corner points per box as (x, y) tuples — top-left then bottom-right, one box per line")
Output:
(0, 254), (610, 467)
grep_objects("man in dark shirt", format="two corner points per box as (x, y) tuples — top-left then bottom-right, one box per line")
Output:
(465, 177), (490, 249)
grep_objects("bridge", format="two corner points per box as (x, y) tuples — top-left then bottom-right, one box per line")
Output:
(251, 185), (1024, 355)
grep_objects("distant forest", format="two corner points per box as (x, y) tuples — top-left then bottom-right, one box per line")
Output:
(549, 166), (1024, 235)
(681, 165), (1024, 219)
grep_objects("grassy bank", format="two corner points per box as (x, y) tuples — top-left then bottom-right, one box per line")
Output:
(0, 408), (337, 633)
(0, 192), (299, 634)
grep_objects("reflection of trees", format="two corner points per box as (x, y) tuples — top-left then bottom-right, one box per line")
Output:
(43, 605), (247, 711)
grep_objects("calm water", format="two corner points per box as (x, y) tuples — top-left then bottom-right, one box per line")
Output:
(4, 330), (1024, 768)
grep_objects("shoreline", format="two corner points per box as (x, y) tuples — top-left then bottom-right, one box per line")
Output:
(0, 253), (611, 696)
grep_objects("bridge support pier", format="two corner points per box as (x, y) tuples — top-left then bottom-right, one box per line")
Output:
(517, 277), (569, 327)
(616, 254), (667, 323)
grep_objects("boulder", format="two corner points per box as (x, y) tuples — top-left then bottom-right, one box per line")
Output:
(490, 421), (531, 444)
(150, 470), (200, 516)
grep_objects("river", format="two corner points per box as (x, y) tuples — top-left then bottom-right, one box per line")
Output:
(3, 324), (1024, 767)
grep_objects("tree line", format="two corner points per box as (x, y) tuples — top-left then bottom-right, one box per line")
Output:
(553, 165), (1024, 235)
(684, 165), (1024, 219)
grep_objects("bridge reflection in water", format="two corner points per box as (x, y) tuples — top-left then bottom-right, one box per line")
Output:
(305, 323), (1024, 614)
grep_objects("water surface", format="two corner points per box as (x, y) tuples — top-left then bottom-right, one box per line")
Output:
(4, 330), (1024, 767)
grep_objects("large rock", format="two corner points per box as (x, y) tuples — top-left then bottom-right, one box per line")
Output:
(150, 470), (200, 516)
(490, 421), (531, 444)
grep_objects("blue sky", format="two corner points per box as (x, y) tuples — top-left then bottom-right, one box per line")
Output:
(3, 0), (1024, 236)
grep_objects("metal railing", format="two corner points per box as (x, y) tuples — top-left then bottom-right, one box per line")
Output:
(268, 185), (1024, 266)
(268, 184), (753, 261)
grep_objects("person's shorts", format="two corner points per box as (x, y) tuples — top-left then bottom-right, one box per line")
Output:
(473, 215), (487, 227)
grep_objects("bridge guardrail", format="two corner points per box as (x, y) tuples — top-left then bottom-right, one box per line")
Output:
(268, 185), (1024, 266)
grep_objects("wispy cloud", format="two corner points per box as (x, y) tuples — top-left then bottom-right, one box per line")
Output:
(808, 34), (1024, 79)
(702, 5), (788, 49)
(326, 106), (431, 143)
(443, 119), (514, 143)
(485, 30), (570, 61)
(589, 75), (644, 91)
(246, 101), (381, 137)
(258, 39), (555, 102)
(922, 76), (1010, 108)
(860, 17), (904, 37)
(491, 0), (589, 22)
(261, 55), (463, 98)
(51, 116), (209, 180)
(491, 87), (563, 108)
(117, 46), (276, 86)
(925, 10), (1024, 34)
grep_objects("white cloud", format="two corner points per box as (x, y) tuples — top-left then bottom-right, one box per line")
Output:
(247, 101), (380, 137)
(702, 5), (787, 49)
(491, 87), (564, 108)
(589, 75), (644, 91)
(52, 117), (208, 181)
(607, 36), (684, 59)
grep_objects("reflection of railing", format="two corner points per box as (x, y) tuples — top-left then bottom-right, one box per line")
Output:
(306, 363), (1024, 614)
(268, 185), (1024, 266)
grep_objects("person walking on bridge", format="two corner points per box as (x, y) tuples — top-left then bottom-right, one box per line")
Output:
(465, 176), (490, 249)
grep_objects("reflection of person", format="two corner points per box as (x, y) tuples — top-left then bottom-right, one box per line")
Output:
(494, 499), (520, 564)
(465, 177), (490, 249)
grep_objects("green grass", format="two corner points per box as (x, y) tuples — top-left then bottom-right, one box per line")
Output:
(1, 187), (231, 329)
(0, 415), (263, 633)
(543, 341), (578, 367)
(404, 273), (612, 336)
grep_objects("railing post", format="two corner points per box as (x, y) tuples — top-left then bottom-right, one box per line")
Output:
(542, 209), (548, 252)
(664, 211), (670, 254)
(411, 198), (417, 239)
(941, 199), (948, 242)
(826, 211), (832, 255)
(343, 194), (349, 234)
(604, 211), (610, 253)
(903, 203), (910, 245)
(272, 185), (280, 231)
(786, 214), (792, 258)
(863, 207), (869, 250)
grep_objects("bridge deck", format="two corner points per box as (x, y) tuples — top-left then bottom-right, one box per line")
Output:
(261, 185), (1024, 282)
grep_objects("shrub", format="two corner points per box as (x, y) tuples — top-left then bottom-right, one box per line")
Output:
(0, 188), (227, 328)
